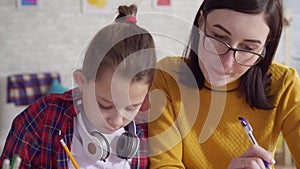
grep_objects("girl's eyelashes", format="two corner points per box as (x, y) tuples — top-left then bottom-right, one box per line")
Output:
(96, 97), (113, 110)
(98, 103), (114, 110)
(96, 97), (141, 112)
(98, 102), (139, 112)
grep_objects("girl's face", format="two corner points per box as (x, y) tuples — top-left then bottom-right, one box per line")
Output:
(198, 9), (270, 86)
(77, 67), (149, 134)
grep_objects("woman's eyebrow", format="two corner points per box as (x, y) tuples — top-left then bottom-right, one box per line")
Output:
(213, 24), (262, 44)
(213, 24), (231, 35)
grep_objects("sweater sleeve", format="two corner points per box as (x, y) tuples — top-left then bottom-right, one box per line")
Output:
(148, 58), (185, 169)
(279, 68), (300, 168)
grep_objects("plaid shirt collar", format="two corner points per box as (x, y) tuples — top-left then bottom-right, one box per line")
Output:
(59, 88), (149, 169)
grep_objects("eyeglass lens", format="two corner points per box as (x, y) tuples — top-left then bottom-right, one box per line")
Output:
(203, 34), (262, 66)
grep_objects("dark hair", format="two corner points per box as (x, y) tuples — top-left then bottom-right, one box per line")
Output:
(183, 0), (283, 109)
(82, 4), (156, 86)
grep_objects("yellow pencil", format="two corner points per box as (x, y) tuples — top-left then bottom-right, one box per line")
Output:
(60, 138), (80, 169)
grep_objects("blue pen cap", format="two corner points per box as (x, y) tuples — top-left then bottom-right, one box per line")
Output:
(238, 117), (253, 132)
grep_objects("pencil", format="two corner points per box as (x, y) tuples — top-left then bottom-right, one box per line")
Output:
(60, 139), (80, 169)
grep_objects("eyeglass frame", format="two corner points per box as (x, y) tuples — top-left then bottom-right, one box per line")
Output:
(201, 14), (266, 67)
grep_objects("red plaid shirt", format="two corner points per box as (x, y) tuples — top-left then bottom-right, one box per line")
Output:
(0, 89), (149, 169)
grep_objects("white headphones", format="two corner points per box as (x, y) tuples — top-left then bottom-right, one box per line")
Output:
(76, 100), (140, 162)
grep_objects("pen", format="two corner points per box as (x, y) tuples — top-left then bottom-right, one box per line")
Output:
(238, 117), (271, 169)
(60, 138), (80, 169)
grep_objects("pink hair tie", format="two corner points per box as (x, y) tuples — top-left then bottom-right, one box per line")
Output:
(125, 15), (137, 24)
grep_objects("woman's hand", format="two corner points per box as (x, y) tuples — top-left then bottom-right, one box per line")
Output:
(228, 145), (276, 169)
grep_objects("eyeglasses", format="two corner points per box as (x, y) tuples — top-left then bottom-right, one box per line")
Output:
(201, 17), (265, 67)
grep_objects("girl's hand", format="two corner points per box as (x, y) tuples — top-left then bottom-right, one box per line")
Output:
(228, 145), (276, 169)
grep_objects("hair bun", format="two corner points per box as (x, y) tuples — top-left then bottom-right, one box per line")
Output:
(115, 4), (137, 21)
(118, 4), (137, 16)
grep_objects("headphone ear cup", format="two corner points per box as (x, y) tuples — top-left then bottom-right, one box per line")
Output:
(116, 132), (140, 159)
(76, 108), (111, 161)
(82, 134), (101, 162)
(80, 128), (110, 161)
(90, 131), (110, 161)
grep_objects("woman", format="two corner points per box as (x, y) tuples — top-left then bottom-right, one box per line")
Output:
(148, 0), (300, 168)
(0, 4), (156, 169)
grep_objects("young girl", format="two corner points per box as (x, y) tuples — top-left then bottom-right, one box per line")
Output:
(0, 4), (156, 169)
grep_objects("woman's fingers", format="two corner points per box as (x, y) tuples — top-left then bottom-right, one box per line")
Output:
(228, 145), (276, 169)
(241, 145), (276, 165)
(228, 157), (266, 169)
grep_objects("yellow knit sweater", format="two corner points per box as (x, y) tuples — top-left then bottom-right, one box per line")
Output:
(148, 57), (300, 169)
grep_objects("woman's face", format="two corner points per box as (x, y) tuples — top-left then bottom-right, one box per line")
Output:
(198, 9), (270, 86)
(81, 67), (149, 134)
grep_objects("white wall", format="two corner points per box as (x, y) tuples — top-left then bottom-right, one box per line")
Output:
(0, 0), (202, 85)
